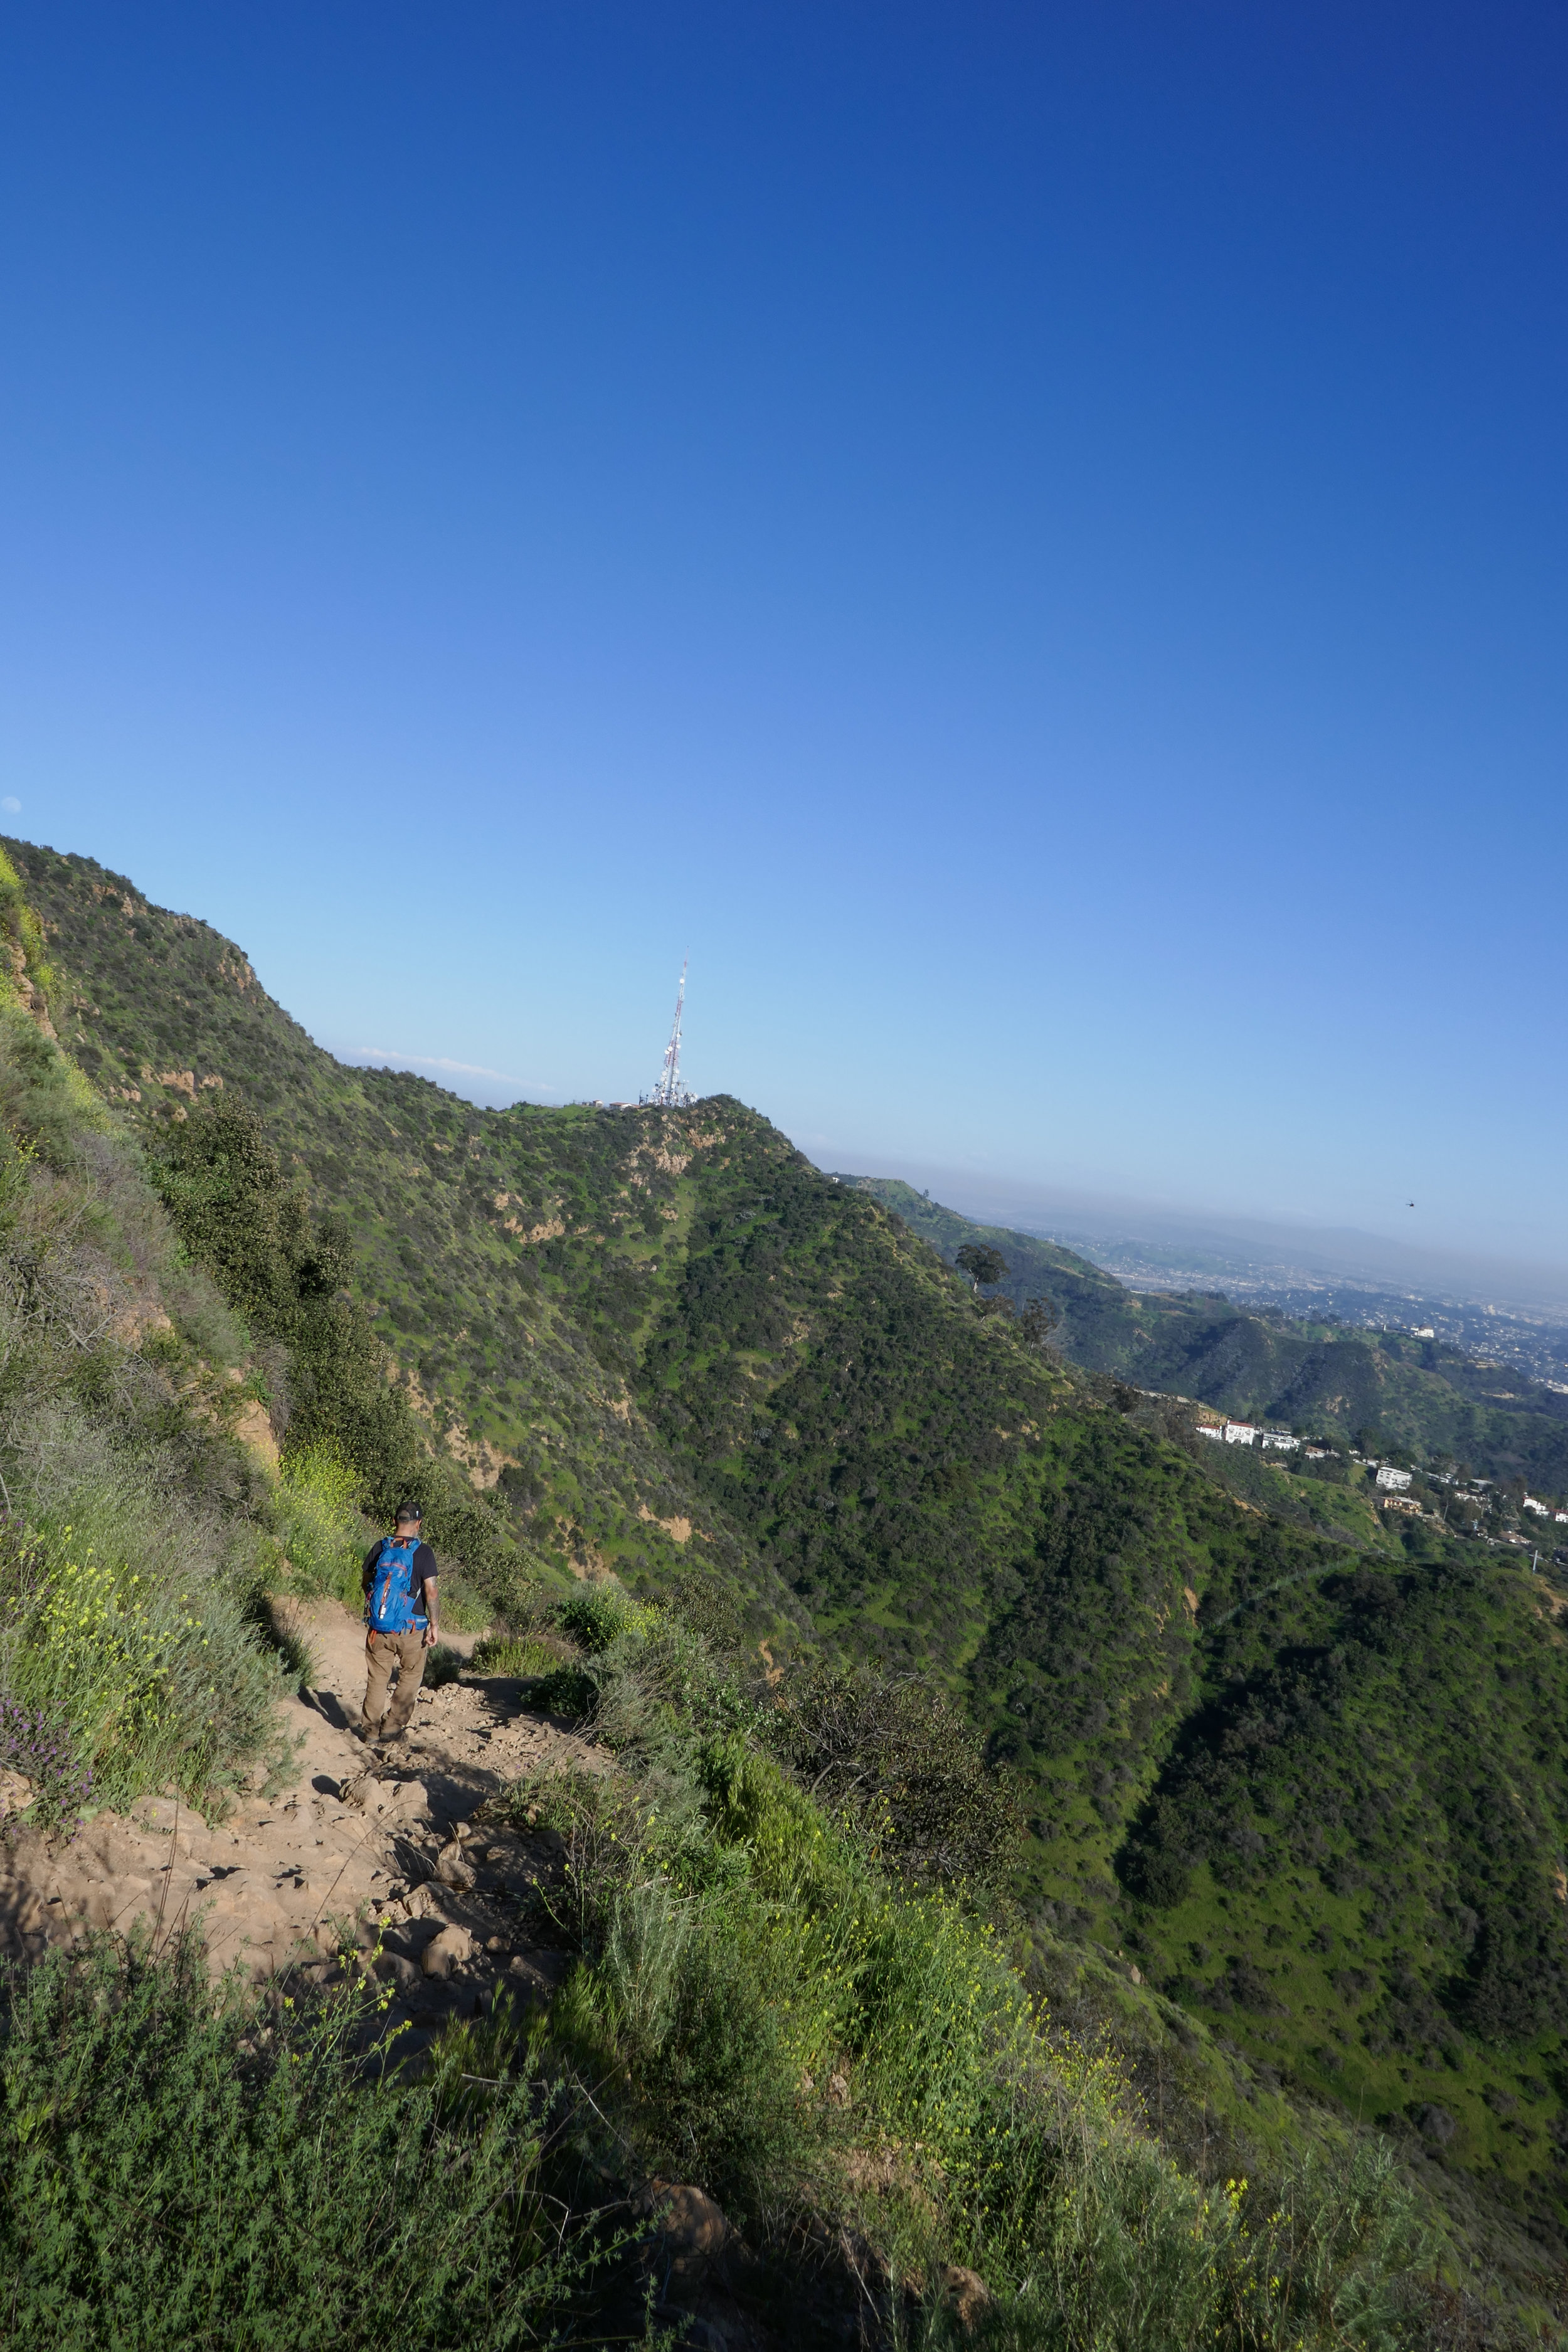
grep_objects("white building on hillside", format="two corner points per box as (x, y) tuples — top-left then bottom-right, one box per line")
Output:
(1261, 1429), (1300, 1451)
(1375, 1465), (1413, 1491)
(1224, 1421), (1259, 1445)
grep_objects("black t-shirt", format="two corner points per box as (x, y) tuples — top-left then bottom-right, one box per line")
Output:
(362, 1538), (438, 1618)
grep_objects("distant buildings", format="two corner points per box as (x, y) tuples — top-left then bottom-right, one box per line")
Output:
(1261, 1429), (1300, 1451)
(1375, 1465), (1414, 1491)
(1224, 1420), (1259, 1444)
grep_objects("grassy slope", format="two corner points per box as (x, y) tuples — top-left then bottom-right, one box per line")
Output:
(6, 838), (797, 1628)
(18, 838), (1568, 2257)
(846, 1175), (1568, 1493)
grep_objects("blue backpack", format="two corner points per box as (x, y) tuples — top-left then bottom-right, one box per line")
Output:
(368, 1539), (426, 1635)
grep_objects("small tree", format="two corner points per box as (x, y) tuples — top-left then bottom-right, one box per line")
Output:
(955, 1242), (1008, 1293)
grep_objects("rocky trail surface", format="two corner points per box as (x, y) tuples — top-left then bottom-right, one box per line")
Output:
(0, 1600), (607, 2067)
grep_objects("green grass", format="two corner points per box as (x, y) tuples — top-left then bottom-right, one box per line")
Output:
(470, 1632), (568, 1677)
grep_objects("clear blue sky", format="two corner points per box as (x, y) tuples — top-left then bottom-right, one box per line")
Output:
(2, 4), (1564, 1264)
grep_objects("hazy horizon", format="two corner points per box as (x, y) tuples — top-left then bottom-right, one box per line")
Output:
(813, 1153), (1568, 1317)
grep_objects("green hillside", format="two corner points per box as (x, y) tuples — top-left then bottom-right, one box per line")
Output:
(16, 835), (1568, 2274)
(845, 1175), (1568, 1496)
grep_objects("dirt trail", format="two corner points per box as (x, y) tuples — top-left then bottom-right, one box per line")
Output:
(0, 1600), (606, 2063)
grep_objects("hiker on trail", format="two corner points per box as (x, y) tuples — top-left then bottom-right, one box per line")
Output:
(355, 1502), (440, 1747)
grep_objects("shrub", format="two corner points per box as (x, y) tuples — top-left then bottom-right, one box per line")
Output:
(0, 1929), (596, 2349)
(151, 1096), (513, 1586)
(558, 1579), (650, 1655)
(423, 1643), (462, 1690)
(5, 1525), (287, 1814)
(470, 1633), (566, 1677)
(769, 1660), (1024, 1890)
(270, 1446), (367, 1603)
(0, 1434), (290, 1816)
(0, 1694), (93, 1835)
(531, 1661), (600, 1721)
(433, 1567), (490, 1632)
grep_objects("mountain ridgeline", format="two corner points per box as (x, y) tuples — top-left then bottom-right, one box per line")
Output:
(839, 1177), (1568, 1498)
(14, 833), (1568, 2270)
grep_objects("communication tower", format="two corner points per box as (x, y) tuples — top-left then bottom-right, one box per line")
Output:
(643, 958), (694, 1108)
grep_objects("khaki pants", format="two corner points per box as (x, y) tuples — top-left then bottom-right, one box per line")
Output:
(358, 1628), (428, 1738)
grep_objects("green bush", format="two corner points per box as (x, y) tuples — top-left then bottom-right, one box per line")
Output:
(0, 1437), (290, 1815)
(0, 1929), (596, 2350)
(422, 1642), (462, 1690)
(558, 1579), (649, 1654)
(531, 1661), (600, 1720)
(770, 1659), (1024, 1890)
(270, 1445), (367, 1603)
(434, 1567), (491, 1632)
(470, 1633), (565, 1677)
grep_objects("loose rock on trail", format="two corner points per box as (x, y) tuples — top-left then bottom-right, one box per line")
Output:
(0, 1599), (607, 2067)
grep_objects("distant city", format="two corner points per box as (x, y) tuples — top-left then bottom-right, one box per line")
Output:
(1032, 1230), (1568, 1391)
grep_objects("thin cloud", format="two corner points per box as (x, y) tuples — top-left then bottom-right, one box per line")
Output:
(347, 1047), (523, 1085)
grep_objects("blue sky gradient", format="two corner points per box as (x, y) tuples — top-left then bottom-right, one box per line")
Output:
(1, 4), (1564, 1263)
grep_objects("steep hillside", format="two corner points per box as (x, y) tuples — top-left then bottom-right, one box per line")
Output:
(5, 837), (793, 1629)
(16, 835), (1568, 2265)
(847, 1175), (1568, 1495)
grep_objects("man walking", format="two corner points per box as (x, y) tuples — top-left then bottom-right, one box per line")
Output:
(356, 1502), (440, 1747)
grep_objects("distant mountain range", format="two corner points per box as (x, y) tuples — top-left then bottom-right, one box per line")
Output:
(827, 1161), (1568, 1333)
(835, 1176), (1568, 1502)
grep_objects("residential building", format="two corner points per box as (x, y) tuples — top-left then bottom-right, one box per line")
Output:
(1224, 1421), (1258, 1445)
(1195, 1424), (1224, 1442)
(1375, 1465), (1413, 1491)
(1524, 1497), (1549, 1516)
(1261, 1429), (1300, 1451)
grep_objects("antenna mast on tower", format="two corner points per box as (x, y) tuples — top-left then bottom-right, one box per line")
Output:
(644, 958), (693, 1108)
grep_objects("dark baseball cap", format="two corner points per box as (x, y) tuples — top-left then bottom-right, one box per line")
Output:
(395, 1500), (423, 1523)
